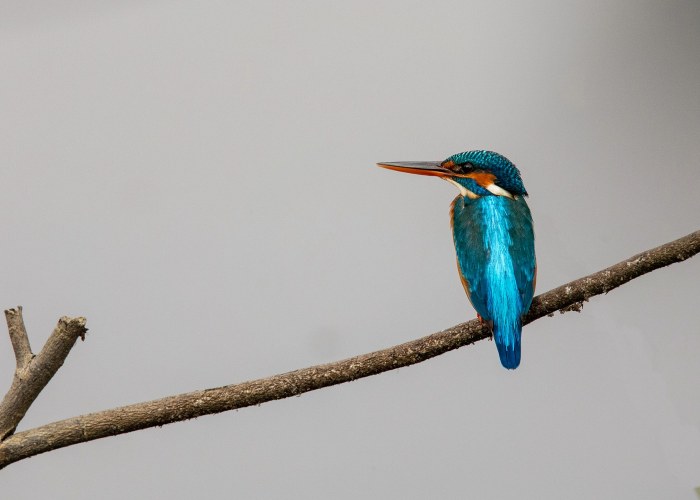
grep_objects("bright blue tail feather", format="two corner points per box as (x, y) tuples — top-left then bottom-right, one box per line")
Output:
(495, 323), (521, 369)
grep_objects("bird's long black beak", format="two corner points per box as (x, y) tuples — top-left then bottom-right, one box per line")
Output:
(377, 161), (452, 178)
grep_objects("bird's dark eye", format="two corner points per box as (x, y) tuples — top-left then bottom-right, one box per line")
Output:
(441, 159), (475, 173)
(454, 162), (474, 174)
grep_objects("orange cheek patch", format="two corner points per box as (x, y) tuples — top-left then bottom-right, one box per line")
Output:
(441, 159), (456, 171)
(463, 171), (497, 188)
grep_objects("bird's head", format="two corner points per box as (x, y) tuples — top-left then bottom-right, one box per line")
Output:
(378, 150), (527, 199)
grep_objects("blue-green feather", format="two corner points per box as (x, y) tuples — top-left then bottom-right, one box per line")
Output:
(451, 194), (535, 369)
(445, 150), (528, 196)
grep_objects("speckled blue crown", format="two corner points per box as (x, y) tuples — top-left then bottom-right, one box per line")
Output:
(444, 150), (527, 196)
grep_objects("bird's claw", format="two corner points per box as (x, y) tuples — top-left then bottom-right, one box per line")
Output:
(477, 314), (494, 340)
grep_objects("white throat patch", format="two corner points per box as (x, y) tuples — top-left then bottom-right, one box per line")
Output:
(443, 177), (479, 199)
(443, 177), (514, 200)
(485, 183), (514, 199)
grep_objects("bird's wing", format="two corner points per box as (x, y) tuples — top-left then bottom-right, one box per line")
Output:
(508, 196), (537, 312)
(451, 195), (536, 318)
(451, 196), (490, 318)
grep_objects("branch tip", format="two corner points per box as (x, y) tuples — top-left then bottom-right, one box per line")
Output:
(0, 310), (88, 443)
(58, 316), (88, 340)
(5, 305), (32, 369)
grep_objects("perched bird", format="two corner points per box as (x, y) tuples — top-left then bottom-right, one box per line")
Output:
(378, 151), (536, 369)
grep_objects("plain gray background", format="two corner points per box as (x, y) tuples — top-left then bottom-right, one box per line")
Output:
(1, 1), (699, 498)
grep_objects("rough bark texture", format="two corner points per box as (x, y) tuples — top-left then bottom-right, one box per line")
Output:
(0, 309), (87, 441)
(0, 230), (697, 469)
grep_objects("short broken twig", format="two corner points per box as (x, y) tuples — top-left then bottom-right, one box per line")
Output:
(0, 309), (87, 440)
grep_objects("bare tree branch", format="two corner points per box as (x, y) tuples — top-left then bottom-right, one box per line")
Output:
(6, 307), (32, 370)
(0, 310), (87, 440)
(0, 230), (698, 469)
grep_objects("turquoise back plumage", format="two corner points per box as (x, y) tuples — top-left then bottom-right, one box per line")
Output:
(451, 192), (535, 369)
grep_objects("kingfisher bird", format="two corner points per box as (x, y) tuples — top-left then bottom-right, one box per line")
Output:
(378, 150), (536, 369)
